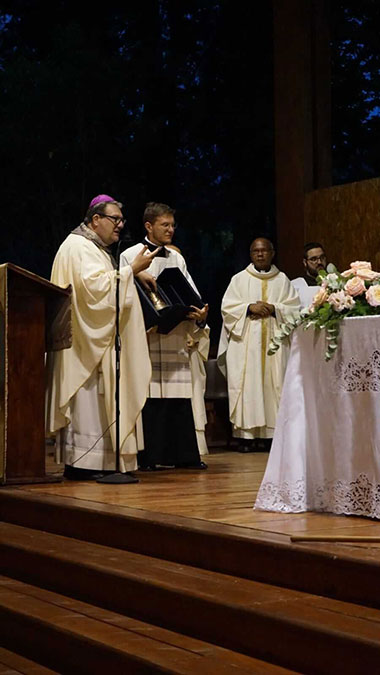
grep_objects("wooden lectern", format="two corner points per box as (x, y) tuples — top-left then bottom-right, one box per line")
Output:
(0, 263), (71, 485)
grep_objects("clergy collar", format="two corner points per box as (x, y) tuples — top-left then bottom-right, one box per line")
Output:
(246, 263), (280, 280)
(143, 237), (168, 257)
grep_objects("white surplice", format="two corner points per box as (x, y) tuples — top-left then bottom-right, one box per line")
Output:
(218, 264), (300, 439)
(46, 233), (151, 471)
(291, 277), (320, 309)
(120, 242), (210, 454)
(188, 327), (210, 455)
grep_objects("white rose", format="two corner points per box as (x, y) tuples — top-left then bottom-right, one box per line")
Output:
(350, 261), (372, 272)
(366, 285), (380, 307)
(344, 277), (366, 296)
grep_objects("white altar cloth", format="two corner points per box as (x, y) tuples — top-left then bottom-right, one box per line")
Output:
(254, 316), (380, 519)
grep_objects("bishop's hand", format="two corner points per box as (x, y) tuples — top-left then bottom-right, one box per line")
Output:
(130, 245), (161, 277)
(136, 271), (157, 291)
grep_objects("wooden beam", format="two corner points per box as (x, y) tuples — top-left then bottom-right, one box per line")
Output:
(273, 0), (331, 278)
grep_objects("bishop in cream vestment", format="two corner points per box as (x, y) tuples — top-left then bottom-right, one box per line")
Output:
(46, 196), (152, 474)
(218, 260), (299, 441)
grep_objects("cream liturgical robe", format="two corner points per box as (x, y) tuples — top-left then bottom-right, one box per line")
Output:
(218, 264), (300, 439)
(46, 233), (151, 471)
(188, 328), (210, 455)
(120, 243), (210, 455)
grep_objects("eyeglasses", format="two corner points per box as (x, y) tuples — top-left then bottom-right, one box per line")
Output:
(306, 255), (326, 263)
(157, 222), (178, 230)
(96, 213), (126, 226)
(250, 249), (273, 255)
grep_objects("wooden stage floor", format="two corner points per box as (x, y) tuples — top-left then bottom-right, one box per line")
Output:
(22, 449), (380, 546)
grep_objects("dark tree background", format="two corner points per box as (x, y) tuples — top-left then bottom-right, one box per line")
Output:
(331, 0), (380, 184)
(0, 0), (274, 343)
(1, 1), (380, 342)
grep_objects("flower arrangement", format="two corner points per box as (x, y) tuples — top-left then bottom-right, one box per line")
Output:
(268, 261), (380, 361)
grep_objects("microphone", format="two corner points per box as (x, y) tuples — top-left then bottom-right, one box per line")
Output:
(117, 229), (133, 245)
(115, 230), (133, 266)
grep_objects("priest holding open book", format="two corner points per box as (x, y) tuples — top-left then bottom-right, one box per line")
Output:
(121, 202), (209, 471)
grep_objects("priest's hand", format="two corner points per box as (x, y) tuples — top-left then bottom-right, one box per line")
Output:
(187, 303), (209, 324)
(136, 271), (157, 291)
(262, 302), (275, 315)
(248, 301), (275, 319)
(130, 245), (161, 276)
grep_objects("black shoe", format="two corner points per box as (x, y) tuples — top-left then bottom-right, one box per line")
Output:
(237, 444), (255, 453)
(175, 461), (208, 470)
(64, 465), (106, 481)
(256, 439), (272, 452)
(138, 464), (158, 472)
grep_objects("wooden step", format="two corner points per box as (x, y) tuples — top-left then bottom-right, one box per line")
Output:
(0, 646), (57, 674)
(1, 488), (380, 609)
(0, 576), (294, 675)
(0, 521), (380, 674)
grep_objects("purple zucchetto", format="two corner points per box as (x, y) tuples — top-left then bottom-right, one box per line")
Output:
(89, 194), (115, 208)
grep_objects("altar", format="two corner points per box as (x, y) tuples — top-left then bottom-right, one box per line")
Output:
(255, 315), (380, 518)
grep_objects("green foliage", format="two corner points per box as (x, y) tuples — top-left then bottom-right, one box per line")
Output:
(268, 265), (380, 361)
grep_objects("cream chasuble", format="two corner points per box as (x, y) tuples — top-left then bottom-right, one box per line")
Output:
(46, 233), (151, 469)
(218, 264), (300, 438)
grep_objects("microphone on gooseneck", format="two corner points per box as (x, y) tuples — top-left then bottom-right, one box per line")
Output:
(116, 230), (133, 267)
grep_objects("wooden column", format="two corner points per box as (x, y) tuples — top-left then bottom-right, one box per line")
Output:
(273, 0), (331, 278)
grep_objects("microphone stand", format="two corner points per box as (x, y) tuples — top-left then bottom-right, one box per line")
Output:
(97, 237), (139, 484)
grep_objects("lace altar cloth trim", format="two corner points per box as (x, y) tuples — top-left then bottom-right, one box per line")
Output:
(255, 473), (380, 519)
(328, 349), (380, 394)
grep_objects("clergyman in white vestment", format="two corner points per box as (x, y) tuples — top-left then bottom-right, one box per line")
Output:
(121, 202), (210, 470)
(217, 237), (300, 452)
(46, 194), (158, 479)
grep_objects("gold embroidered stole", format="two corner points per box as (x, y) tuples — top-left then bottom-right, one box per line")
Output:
(245, 265), (280, 384)
(261, 279), (268, 384)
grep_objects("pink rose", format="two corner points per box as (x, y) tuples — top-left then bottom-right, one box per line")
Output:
(327, 290), (355, 312)
(344, 277), (366, 296)
(350, 261), (372, 272)
(366, 285), (380, 306)
(341, 269), (354, 278)
(311, 288), (328, 307)
(355, 268), (380, 281)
